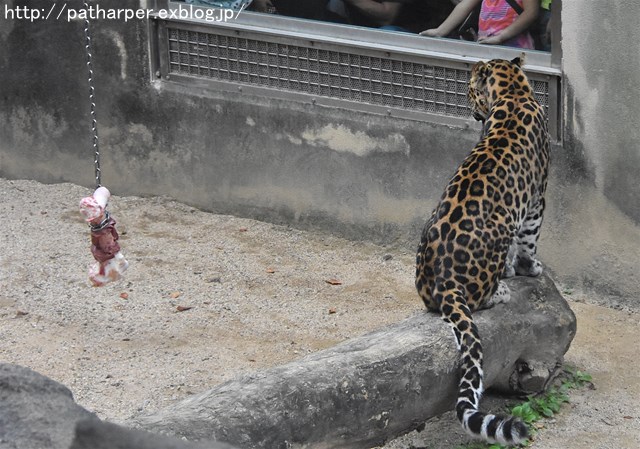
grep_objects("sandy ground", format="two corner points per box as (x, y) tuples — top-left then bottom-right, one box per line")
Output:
(1, 178), (638, 449)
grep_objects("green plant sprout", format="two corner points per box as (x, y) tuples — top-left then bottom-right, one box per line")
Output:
(455, 367), (593, 449)
(562, 287), (573, 295)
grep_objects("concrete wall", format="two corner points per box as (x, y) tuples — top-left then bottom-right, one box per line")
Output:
(541, 0), (640, 307)
(1, 0), (638, 308)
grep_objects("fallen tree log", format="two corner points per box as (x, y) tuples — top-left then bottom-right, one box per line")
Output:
(132, 273), (576, 449)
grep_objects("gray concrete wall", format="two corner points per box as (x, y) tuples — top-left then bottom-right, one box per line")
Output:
(539, 0), (640, 307)
(1, 0), (638, 307)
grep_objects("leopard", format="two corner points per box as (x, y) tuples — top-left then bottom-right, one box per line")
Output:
(415, 55), (550, 446)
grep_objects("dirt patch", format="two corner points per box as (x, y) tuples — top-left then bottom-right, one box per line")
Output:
(0, 178), (418, 423)
(1, 178), (638, 448)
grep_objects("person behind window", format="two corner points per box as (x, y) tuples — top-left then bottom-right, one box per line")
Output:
(531, 0), (551, 51)
(256, 0), (349, 22)
(420, 0), (539, 49)
(341, 0), (458, 33)
(341, 0), (403, 28)
(263, 0), (395, 26)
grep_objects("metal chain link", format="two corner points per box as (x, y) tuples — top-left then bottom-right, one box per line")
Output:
(83, 2), (100, 188)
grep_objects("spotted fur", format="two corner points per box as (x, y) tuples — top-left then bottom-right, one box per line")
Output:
(415, 55), (550, 446)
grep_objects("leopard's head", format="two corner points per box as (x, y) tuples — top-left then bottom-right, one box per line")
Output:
(468, 54), (526, 122)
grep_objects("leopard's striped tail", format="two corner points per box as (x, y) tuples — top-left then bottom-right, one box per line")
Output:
(440, 288), (528, 446)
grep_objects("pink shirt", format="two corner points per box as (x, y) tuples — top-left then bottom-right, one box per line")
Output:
(478, 0), (534, 49)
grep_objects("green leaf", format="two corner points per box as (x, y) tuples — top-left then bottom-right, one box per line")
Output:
(547, 401), (561, 413)
(542, 406), (554, 417)
(576, 371), (593, 384)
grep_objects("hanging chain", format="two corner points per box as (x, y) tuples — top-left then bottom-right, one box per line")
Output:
(83, 2), (100, 188)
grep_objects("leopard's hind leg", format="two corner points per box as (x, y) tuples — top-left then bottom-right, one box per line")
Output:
(503, 240), (517, 279)
(514, 198), (545, 277)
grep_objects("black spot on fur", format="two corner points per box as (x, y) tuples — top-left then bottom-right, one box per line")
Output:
(440, 222), (451, 240)
(480, 159), (497, 174)
(464, 366), (480, 380)
(494, 109), (506, 120)
(450, 206), (464, 223)
(486, 416), (500, 439)
(455, 274), (469, 284)
(470, 180), (484, 196)
(454, 249), (470, 264)
(467, 412), (485, 434)
(465, 200), (480, 216)
(456, 233), (471, 246)
(460, 219), (474, 232)
(504, 192), (513, 206)
(502, 419), (514, 440)
(437, 201), (451, 219)
(424, 247), (434, 262)
(454, 265), (468, 274)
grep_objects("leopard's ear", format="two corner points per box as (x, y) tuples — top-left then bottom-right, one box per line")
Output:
(474, 61), (489, 77)
(511, 52), (526, 67)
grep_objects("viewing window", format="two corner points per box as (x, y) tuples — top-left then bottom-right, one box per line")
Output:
(150, 0), (562, 139)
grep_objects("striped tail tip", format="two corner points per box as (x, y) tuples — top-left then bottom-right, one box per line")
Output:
(462, 410), (529, 447)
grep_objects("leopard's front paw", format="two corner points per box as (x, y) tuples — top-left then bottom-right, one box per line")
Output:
(485, 280), (511, 308)
(516, 258), (543, 277)
(503, 263), (516, 278)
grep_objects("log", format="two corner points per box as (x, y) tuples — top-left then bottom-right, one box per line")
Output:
(132, 273), (576, 449)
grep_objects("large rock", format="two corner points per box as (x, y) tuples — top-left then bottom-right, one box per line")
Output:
(0, 364), (238, 449)
(132, 273), (576, 448)
(0, 363), (95, 449)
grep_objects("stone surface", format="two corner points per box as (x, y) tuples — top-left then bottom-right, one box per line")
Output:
(0, 364), (95, 449)
(132, 273), (576, 449)
(0, 364), (238, 449)
(69, 419), (238, 449)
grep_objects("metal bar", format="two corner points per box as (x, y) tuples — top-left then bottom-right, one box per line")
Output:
(147, 16), (161, 82)
(547, 75), (561, 142)
(157, 19), (171, 78)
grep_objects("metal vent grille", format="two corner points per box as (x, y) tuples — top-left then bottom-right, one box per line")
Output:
(167, 28), (550, 120)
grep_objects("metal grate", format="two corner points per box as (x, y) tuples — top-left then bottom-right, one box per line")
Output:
(166, 27), (550, 121)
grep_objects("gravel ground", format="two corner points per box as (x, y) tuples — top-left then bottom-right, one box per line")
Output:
(1, 178), (638, 448)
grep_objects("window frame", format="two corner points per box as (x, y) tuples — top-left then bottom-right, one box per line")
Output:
(149, 0), (562, 140)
